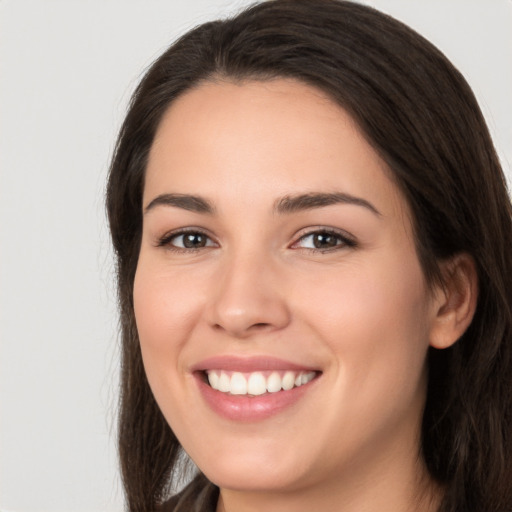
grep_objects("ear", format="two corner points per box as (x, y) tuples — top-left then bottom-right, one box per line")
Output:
(429, 253), (478, 350)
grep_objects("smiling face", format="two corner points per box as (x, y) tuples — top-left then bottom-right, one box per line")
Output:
(134, 79), (440, 505)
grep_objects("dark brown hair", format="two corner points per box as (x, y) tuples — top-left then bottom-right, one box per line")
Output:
(106, 1), (512, 510)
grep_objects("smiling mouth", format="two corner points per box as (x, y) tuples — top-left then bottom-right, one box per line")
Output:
(204, 369), (319, 396)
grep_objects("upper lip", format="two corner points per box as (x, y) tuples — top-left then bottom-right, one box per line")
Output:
(190, 355), (320, 373)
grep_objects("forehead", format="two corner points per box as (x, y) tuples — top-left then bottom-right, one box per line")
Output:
(145, 78), (406, 221)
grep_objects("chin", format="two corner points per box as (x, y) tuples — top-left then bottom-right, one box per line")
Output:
(205, 467), (298, 493)
(197, 450), (308, 493)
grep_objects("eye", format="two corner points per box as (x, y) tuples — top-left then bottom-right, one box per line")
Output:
(157, 230), (217, 251)
(292, 229), (356, 252)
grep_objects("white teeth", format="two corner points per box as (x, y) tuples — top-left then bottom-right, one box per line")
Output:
(247, 372), (267, 396)
(218, 372), (231, 392)
(230, 372), (247, 395)
(282, 371), (295, 391)
(302, 371), (315, 384)
(207, 371), (219, 389)
(206, 369), (317, 395)
(267, 371), (282, 393)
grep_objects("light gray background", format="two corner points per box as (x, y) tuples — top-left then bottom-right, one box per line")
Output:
(1, 1), (511, 511)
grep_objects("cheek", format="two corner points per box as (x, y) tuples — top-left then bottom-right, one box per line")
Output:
(132, 259), (205, 391)
(298, 255), (431, 398)
(304, 257), (427, 329)
(134, 259), (202, 340)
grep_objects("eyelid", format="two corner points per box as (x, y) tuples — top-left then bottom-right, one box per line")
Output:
(156, 227), (218, 250)
(290, 226), (357, 252)
(154, 225), (356, 253)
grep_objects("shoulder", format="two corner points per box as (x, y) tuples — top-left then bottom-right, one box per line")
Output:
(158, 476), (218, 512)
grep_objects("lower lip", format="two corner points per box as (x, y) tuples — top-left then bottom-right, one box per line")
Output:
(195, 374), (319, 422)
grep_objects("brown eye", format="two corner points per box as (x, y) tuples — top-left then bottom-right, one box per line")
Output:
(159, 230), (216, 250)
(294, 229), (356, 251)
(311, 232), (339, 249)
(180, 232), (208, 248)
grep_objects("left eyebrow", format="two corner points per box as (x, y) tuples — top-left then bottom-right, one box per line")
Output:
(274, 192), (381, 216)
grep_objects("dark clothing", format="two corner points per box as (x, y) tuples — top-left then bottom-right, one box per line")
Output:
(159, 477), (218, 512)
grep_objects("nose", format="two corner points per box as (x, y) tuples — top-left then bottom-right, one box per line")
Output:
(205, 251), (291, 338)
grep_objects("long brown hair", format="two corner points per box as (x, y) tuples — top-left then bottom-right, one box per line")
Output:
(106, 1), (512, 510)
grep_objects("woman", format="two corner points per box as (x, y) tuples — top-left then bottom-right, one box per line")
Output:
(106, 1), (512, 511)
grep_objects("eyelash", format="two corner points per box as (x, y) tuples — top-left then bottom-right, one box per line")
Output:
(156, 228), (217, 252)
(292, 228), (357, 252)
(156, 227), (357, 254)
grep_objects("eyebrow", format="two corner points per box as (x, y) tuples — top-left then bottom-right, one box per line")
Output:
(144, 191), (380, 216)
(144, 193), (215, 214)
(274, 192), (381, 216)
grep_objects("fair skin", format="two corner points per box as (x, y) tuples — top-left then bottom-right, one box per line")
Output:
(134, 79), (477, 512)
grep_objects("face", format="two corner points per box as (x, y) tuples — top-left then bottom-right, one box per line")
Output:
(134, 79), (438, 495)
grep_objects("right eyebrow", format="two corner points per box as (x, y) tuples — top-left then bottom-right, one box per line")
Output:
(144, 193), (215, 215)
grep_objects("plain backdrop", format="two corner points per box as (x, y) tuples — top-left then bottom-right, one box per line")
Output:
(1, 1), (511, 511)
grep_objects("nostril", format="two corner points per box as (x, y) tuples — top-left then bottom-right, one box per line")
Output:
(246, 322), (274, 333)
(212, 321), (270, 333)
